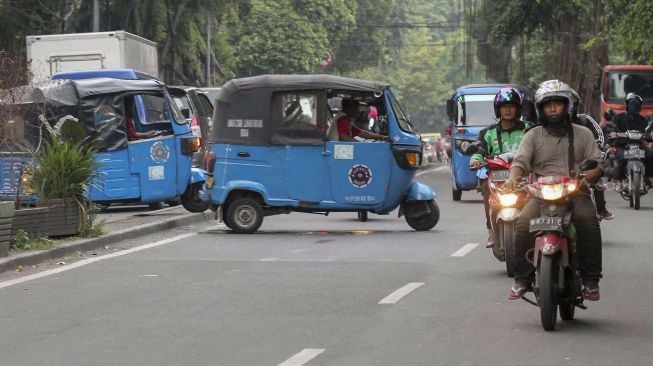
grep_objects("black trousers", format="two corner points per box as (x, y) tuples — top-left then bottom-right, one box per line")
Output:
(513, 193), (603, 285)
(482, 180), (491, 230)
(593, 188), (606, 211)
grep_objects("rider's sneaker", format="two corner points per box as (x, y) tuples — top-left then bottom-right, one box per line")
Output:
(486, 230), (495, 248)
(582, 281), (600, 301)
(597, 208), (615, 220)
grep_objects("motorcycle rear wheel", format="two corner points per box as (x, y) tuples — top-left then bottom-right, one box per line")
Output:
(633, 171), (641, 210)
(500, 222), (516, 277)
(538, 255), (558, 331)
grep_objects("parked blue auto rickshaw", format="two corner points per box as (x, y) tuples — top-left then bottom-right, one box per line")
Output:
(200, 74), (440, 233)
(0, 78), (208, 212)
(445, 84), (534, 201)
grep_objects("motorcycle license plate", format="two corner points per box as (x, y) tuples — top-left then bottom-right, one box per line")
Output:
(529, 217), (563, 232)
(490, 170), (509, 182)
(624, 148), (645, 159)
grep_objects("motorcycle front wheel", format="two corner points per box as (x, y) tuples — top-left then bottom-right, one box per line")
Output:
(632, 171), (641, 210)
(538, 255), (559, 331)
(500, 222), (516, 277)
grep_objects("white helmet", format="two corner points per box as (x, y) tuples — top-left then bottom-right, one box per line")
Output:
(535, 80), (576, 123)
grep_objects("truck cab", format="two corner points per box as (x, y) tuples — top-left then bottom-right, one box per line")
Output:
(601, 65), (653, 122)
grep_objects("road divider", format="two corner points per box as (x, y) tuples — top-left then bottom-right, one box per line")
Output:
(378, 282), (425, 304)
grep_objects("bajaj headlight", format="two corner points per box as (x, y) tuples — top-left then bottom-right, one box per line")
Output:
(541, 184), (564, 200)
(498, 193), (518, 207)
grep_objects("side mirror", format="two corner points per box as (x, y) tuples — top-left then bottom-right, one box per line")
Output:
(446, 99), (454, 120)
(579, 159), (599, 171)
(181, 107), (190, 119)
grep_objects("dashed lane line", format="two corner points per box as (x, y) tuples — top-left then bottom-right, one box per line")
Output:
(450, 243), (479, 257)
(378, 282), (425, 304)
(278, 348), (326, 366)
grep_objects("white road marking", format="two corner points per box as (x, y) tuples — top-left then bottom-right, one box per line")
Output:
(451, 243), (479, 257)
(0, 233), (196, 290)
(260, 257), (279, 261)
(278, 348), (325, 366)
(378, 282), (425, 304)
(416, 165), (447, 178)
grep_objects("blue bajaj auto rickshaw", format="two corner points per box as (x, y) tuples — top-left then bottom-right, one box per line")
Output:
(446, 84), (534, 201)
(200, 74), (439, 233)
(9, 78), (209, 212)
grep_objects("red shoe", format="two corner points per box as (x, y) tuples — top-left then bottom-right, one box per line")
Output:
(597, 209), (614, 221)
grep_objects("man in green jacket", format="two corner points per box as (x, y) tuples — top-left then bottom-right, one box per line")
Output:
(469, 87), (532, 248)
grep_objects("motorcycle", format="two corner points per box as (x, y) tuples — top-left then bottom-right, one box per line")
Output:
(612, 130), (651, 210)
(521, 159), (599, 331)
(465, 142), (527, 277)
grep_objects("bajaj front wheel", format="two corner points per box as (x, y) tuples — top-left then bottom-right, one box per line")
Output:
(226, 198), (263, 234)
(181, 183), (209, 213)
(404, 200), (439, 231)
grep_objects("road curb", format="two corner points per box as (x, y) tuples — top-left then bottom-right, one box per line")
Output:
(0, 211), (212, 274)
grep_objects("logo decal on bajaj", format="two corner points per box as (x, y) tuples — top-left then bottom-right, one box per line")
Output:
(348, 164), (372, 188)
(150, 141), (170, 163)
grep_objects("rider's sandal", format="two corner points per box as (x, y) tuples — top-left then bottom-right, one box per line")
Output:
(508, 285), (528, 300)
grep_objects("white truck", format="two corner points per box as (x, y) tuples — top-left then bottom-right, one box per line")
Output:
(26, 30), (158, 83)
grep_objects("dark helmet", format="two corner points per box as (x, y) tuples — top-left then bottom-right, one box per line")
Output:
(493, 87), (522, 118)
(625, 92), (643, 106)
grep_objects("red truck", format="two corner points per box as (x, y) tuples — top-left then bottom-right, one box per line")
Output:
(601, 65), (653, 122)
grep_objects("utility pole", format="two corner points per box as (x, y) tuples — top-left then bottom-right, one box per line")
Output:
(206, 13), (211, 87)
(92, 0), (100, 32)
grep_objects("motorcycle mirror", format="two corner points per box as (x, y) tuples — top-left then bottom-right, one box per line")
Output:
(579, 159), (599, 171)
(603, 108), (614, 121)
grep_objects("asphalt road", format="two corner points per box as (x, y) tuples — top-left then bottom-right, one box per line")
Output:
(1, 165), (652, 366)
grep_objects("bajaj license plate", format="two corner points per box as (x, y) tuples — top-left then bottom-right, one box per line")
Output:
(624, 148), (645, 159)
(490, 170), (509, 182)
(205, 176), (214, 189)
(529, 217), (563, 232)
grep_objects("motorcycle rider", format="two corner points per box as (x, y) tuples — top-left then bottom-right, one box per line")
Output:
(469, 87), (532, 248)
(504, 80), (604, 301)
(606, 93), (653, 188)
(570, 89), (614, 220)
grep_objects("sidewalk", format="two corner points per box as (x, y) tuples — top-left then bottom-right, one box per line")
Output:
(0, 206), (213, 273)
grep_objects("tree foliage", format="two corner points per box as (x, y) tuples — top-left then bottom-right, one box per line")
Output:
(0, 0), (650, 131)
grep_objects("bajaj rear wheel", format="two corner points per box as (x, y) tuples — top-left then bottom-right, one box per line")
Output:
(357, 211), (368, 222)
(452, 188), (462, 201)
(225, 197), (263, 234)
(538, 255), (559, 331)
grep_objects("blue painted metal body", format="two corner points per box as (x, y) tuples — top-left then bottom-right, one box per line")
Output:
(202, 89), (436, 214)
(448, 85), (507, 192)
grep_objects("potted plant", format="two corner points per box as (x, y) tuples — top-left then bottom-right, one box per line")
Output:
(27, 118), (98, 237)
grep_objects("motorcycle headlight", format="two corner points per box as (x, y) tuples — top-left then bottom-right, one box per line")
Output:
(498, 193), (518, 207)
(567, 182), (577, 193)
(541, 184), (564, 200)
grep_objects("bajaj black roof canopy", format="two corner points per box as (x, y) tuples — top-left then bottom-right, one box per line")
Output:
(211, 74), (390, 146)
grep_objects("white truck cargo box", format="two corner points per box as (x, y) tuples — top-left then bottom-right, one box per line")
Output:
(26, 30), (158, 83)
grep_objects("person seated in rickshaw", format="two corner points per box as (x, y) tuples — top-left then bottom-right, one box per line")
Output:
(124, 98), (160, 141)
(336, 98), (389, 142)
